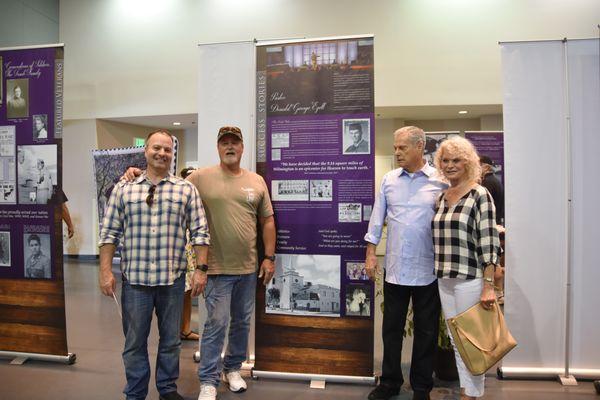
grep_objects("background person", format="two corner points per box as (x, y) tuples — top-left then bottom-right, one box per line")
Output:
(180, 166), (200, 341)
(432, 136), (501, 400)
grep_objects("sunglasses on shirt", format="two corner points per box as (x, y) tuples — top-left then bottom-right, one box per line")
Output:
(146, 185), (156, 207)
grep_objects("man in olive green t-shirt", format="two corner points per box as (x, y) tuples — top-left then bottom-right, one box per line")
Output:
(187, 126), (276, 400)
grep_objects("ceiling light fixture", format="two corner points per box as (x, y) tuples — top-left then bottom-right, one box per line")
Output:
(458, 110), (468, 115)
(172, 122), (181, 126)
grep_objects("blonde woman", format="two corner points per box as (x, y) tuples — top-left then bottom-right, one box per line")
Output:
(432, 136), (501, 399)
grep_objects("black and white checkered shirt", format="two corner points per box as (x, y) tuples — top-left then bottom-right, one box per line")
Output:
(99, 172), (210, 286)
(432, 185), (500, 279)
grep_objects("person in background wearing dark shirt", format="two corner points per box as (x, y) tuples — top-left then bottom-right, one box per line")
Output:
(52, 189), (75, 238)
(479, 155), (505, 304)
(479, 155), (503, 225)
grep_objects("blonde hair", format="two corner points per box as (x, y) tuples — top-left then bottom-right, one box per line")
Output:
(434, 136), (481, 183)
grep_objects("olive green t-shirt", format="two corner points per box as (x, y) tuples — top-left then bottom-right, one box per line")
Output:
(187, 165), (273, 275)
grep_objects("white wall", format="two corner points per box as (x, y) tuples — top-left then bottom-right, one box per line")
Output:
(63, 119), (98, 256)
(59, 0), (600, 120)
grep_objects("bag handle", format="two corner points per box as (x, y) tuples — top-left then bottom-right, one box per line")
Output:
(451, 301), (502, 352)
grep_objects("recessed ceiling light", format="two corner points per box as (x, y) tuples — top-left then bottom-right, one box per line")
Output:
(458, 110), (468, 114)
(172, 122), (182, 126)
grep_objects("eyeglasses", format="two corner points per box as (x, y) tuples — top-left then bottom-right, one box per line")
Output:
(218, 126), (241, 135)
(146, 185), (156, 207)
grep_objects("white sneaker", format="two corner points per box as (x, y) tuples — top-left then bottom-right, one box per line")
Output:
(198, 384), (217, 400)
(222, 370), (247, 393)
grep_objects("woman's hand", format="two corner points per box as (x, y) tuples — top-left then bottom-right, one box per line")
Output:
(480, 282), (496, 310)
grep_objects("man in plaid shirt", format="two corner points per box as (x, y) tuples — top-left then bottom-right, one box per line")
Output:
(99, 130), (210, 400)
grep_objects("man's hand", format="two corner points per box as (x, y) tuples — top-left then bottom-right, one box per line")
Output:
(99, 269), (116, 297)
(122, 167), (143, 182)
(258, 259), (275, 285)
(190, 270), (208, 297)
(365, 253), (380, 281)
(67, 225), (74, 238)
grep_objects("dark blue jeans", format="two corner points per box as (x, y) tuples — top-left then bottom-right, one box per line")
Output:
(121, 274), (185, 400)
(198, 273), (256, 387)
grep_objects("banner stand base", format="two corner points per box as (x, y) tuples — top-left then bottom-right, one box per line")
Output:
(499, 367), (600, 380)
(559, 375), (578, 386)
(251, 370), (376, 386)
(310, 379), (326, 389)
(0, 351), (76, 365)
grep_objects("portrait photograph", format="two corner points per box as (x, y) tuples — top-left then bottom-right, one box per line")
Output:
(23, 232), (51, 279)
(0, 231), (10, 267)
(32, 114), (49, 141)
(342, 118), (370, 155)
(345, 283), (371, 317)
(6, 78), (29, 119)
(17, 145), (57, 205)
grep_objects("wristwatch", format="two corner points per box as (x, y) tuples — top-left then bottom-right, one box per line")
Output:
(264, 255), (276, 262)
(195, 263), (209, 272)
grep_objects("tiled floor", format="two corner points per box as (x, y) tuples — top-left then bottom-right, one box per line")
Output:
(0, 260), (597, 400)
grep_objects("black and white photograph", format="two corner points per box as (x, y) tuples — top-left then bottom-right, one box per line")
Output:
(338, 202), (362, 222)
(271, 132), (290, 148)
(363, 204), (372, 221)
(345, 283), (371, 317)
(271, 179), (309, 201)
(266, 253), (341, 317)
(271, 148), (281, 161)
(309, 179), (332, 201)
(17, 145), (57, 205)
(0, 126), (17, 204)
(6, 78), (29, 119)
(346, 262), (368, 281)
(23, 232), (51, 279)
(342, 118), (370, 155)
(0, 231), (10, 267)
(32, 114), (49, 140)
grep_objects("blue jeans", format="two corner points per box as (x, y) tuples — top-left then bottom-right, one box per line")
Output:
(198, 273), (256, 387)
(121, 274), (185, 400)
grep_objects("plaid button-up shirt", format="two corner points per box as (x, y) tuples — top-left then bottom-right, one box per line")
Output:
(432, 185), (500, 279)
(99, 172), (210, 286)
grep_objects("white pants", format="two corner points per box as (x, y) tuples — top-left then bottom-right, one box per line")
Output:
(438, 278), (485, 397)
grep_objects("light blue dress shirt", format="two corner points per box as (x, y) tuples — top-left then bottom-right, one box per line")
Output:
(365, 163), (447, 286)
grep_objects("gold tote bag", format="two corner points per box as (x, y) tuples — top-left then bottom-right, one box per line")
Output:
(447, 301), (517, 375)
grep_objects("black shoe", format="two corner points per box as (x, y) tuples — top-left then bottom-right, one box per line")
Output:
(412, 391), (431, 400)
(159, 392), (184, 400)
(368, 383), (400, 400)
(594, 380), (600, 395)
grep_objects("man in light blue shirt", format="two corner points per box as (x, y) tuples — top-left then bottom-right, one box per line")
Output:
(364, 126), (447, 400)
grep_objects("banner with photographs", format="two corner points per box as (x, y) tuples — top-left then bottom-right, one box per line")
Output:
(92, 137), (179, 228)
(423, 131), (459, 166)
(0, 45), (70, 357)
(465, 131), (505, 185)
(255, 36), (375, 378)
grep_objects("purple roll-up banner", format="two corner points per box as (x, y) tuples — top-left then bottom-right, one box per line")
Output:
(0, 47), (62, 280)
(465, 131), (505, 185)
(0, 45), (70, 358)
(257, 37), (375, 319)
